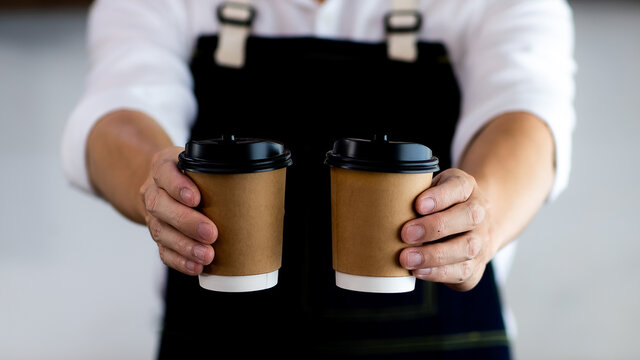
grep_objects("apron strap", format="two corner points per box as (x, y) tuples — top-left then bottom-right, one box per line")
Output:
(215, 0), (421, 66)
(386, 0), (422, 62)
(214, 0), (256, 68)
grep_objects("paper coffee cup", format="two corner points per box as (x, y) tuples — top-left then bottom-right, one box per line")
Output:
(325, 134), (439, 293)
(178, 135), (292, 292)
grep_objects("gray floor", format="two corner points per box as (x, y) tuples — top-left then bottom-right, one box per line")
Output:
(1, 2), (639, 359)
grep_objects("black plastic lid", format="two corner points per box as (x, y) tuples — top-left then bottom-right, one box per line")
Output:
(178, 135), (292, 174)
(325, 134), (439, 173)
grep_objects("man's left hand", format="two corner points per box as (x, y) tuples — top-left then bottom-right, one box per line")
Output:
(399, 168), (498, 292)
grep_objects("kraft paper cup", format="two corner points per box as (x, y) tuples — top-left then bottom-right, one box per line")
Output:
(178, 135), (292, 292)
(326, 135), (439, 293)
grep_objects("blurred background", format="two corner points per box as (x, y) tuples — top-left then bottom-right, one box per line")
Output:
(1, 0), (638, 359)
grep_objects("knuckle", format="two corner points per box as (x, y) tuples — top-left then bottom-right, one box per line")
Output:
(431, 172), (444, 186)
(138, 181), (148, 200)
(466, 173), (477, 187)
(451, 173), (466, 187)
(151, 150), (162, 164)
(431, 247), (446, 266)
(481, 196), (492, 211)
(465, 235), (481, 260)
(467, 201), (486, 226)
(153, 161), (171, 186)
(451, 171), (475, 201)
(148, 218), (162, 243)
(451, 174), (468, 200)
(448, 168), (465, 177)
(157, 245), (169, 265)
(145, 188), (160, 213)
(459, 261), (473, 282)
(151, 151), (176, 186)
(139, 190), (147, 211)
(439, 264), (449, 279)
(150, 153), (163, 182)
(462, 176), (475, 200)
(152, 172), (161, 186)
(181, 238), (194, 259)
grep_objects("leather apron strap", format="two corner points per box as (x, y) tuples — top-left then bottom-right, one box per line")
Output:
(214, 0), (422, 66)
(214, 0), (255, 68)
(387, 0), (421, 62)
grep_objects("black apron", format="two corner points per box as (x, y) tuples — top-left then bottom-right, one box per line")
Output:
(158, 6), (511, 360)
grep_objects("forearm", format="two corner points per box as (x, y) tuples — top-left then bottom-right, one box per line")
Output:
(459, 111), (555, 253)
(86, 109), (174, 224)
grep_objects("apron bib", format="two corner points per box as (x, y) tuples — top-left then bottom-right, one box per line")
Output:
(158, 3), (511, 359)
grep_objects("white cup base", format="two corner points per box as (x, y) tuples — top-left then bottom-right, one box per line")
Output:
(198, 270), (278, 292)
(335, 271), (416, 293)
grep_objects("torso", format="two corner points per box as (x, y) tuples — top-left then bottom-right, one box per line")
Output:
(158, 2), (511, 358)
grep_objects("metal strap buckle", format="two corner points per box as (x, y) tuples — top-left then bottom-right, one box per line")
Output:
(216, 2), (256, 27)
(384, 10), (422, 33)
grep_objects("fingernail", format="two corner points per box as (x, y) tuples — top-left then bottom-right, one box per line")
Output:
(406, 251), (423, 269)
(180, 188), (194, 205)
(418, 197), (436, 214)
(197, 223), (213, 242)
(404, 224), (425, 243)
(194, 245), (208, 262)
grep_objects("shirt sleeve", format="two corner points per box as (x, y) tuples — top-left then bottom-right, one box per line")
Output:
(451, 0), (577, 202)
(61, 0), (196, 195)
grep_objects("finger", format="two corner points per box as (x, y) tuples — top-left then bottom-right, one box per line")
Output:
(158, 243), (204, 276)
(399, 233), (482, 270)
(152, 148), (201, 208)
(446, 268), (485, 292)
(415, 262), (486, 292)
(144, 186), (217, 244)
(401, 197), (486, 244)
(148, 216), (214, 265)
(412, 259), (478, 287)
(414, 169), (476, 215)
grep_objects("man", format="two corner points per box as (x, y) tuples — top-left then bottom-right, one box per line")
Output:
(62, 0), (575, 358)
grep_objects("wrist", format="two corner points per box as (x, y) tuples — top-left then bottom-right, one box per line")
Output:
(459, 112), (555, 252)
(86, 110), (174, 224)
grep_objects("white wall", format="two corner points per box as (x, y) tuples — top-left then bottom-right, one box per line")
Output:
(503, 1), (640, 359)
(0, 9), (163, 360)
(0, 2), (638, 359)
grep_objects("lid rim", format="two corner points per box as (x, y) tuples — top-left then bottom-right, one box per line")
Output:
(178, 158), (293, 174)
(325, 162), (440, 173)
(178, 150), (292, 174)
(324, 136), (440, 173)
(178, 164), (292, 174)
(325, 152), (439, 173)
(178, 136), (293, 174)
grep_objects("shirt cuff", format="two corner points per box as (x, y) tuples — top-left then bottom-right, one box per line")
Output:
(61, 85), (195, 195)
(451, 92), (575, 202)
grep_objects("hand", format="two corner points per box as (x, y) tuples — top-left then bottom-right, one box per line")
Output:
(139, 146), (218, 275)
(399, 168), (497, 292)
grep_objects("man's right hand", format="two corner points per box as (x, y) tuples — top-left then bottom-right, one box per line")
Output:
(139, 146), (217, 275)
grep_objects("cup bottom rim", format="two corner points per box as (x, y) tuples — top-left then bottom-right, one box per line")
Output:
(335, 271), (416, 293)
(198, 270), (278, 292)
